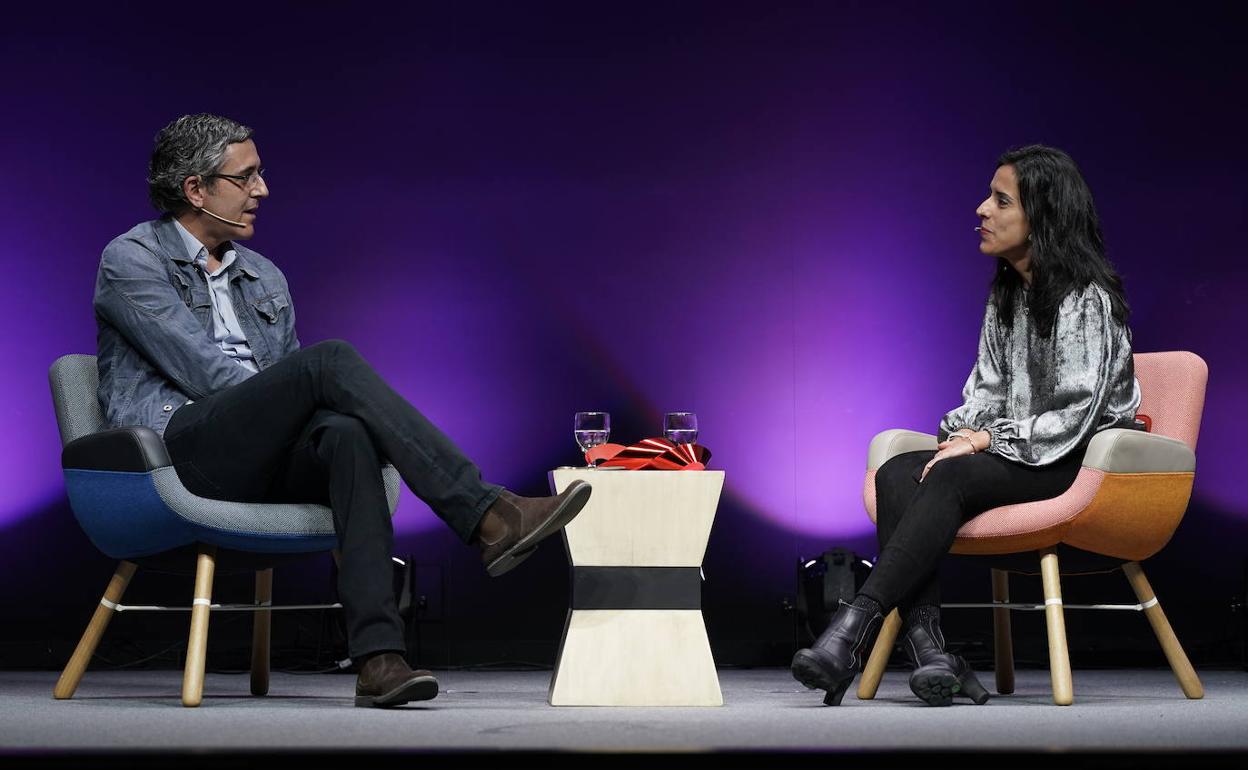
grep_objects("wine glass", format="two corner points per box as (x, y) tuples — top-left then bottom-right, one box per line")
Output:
(663, 412), (698, 445)
(574, 412), (611, 467)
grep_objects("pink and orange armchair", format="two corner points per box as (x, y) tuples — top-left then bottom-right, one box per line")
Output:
(857, 351), (1207, 705)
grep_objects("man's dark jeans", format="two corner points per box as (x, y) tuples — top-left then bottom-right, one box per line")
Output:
(164, 339), (503, 659)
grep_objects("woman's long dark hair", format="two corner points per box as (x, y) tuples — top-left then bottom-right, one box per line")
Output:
(991, 145), (1129, 334)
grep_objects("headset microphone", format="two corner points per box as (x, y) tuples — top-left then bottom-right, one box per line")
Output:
(974, 226), (983, 231)
(199, 207), (249, 228)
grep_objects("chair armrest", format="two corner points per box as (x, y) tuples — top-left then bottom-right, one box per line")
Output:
(62, 427), (173, 472)
(1081, 428), (1195, 473)
(380, 464), (402, 515)
(867, 429), (939, 470)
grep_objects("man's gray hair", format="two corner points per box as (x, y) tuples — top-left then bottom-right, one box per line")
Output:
(147, 113), (253, 214)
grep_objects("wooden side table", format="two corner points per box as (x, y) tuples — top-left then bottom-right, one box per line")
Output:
(547, 468), (724, 706)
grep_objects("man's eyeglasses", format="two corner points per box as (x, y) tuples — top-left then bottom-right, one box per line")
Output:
(206, 167), (266, 189)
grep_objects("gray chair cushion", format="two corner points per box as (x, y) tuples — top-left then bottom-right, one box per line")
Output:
(152, 466), (402, 536)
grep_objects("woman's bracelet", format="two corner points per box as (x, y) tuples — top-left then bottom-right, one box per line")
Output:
(949, 433), (978, 453)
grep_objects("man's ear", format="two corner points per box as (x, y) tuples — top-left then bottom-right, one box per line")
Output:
(182, 175), (206, 208)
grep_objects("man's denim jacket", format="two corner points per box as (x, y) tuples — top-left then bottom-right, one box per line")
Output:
(94, 216), (300, 435)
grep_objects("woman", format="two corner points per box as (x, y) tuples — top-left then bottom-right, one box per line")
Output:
(792, 145), (1140, 707)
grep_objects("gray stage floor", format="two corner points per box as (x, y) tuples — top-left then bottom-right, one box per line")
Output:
(1, 667), (1246, 755)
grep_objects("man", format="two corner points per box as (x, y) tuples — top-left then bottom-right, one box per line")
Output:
(94, 113), (591, 708)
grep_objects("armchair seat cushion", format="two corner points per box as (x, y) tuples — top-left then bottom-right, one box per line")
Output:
(947, 468), (1106, 554)
(64, 464), (401, 560)
(865, 462), (1193, 560)
(864, 464), (1104, 551)
(863, 424), (1197, 560)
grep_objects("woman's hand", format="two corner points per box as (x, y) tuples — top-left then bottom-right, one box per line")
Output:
(921, 430), (989, 481)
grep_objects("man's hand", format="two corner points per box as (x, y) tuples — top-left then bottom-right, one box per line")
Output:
(921, 430), (989, 481)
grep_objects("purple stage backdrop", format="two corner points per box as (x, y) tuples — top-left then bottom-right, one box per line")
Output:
(2, 2), (1246, 660)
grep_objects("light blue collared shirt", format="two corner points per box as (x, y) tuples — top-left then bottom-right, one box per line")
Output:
(172, 219), (259, 374)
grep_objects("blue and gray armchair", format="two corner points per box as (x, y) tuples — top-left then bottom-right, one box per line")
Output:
(49, 354), (401, 706)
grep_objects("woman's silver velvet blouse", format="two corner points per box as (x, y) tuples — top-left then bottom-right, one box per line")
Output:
(939, 284), (1141, 466)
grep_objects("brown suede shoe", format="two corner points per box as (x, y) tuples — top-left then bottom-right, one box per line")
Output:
(354, 652), (439, 708)
(479, 480), (592, 577)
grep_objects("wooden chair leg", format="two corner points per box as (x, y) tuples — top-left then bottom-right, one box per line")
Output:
(1122, 561), (1203, 699)
(54, 561), (137, 700)
(182, 544), (216, 708)
(1039, 548), (1073, 705)
(251, 568), (273, 697)
(991, 568), (1015, 695)
(857, 608), (901, 700)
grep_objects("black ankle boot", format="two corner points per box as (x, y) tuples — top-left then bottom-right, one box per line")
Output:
(903, 611), (990, 706)
(791, 600), (884, 706)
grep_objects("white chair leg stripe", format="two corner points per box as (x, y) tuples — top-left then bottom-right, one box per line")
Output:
(107, 602), (343, 613)
(944, 601), (1152, 611)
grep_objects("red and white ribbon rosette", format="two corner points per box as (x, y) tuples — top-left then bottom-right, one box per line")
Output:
(584, 437), (711, 470)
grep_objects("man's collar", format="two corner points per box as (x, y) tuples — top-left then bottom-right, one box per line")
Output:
(171, 217), (231, 263)
(156, 216), (258, 278)
(154, 216), (194, 264)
